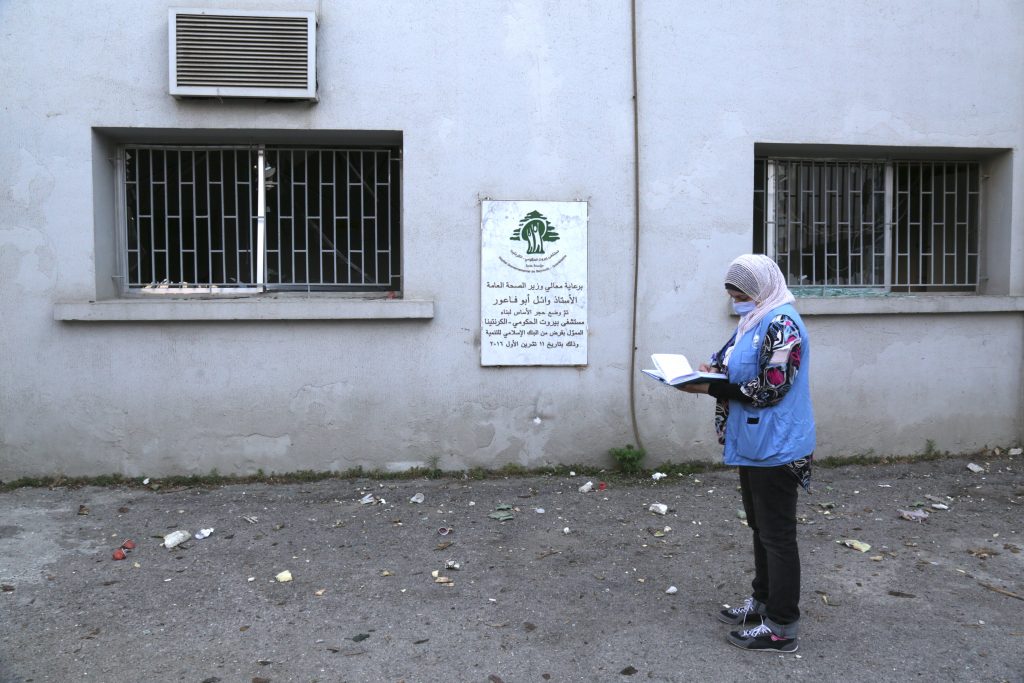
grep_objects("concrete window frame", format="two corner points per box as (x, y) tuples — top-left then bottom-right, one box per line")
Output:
(54, 128), (433, 323)
(749, 144), (1024, 317)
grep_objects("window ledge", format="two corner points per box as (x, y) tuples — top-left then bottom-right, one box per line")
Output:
(54, 297), (435, 321)
(794, 295), (1024, 316)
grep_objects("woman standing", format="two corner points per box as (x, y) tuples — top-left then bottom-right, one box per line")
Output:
(678, 254), (815, 653)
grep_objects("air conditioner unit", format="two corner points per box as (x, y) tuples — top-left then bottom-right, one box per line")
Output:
(169, 8), (317, 100)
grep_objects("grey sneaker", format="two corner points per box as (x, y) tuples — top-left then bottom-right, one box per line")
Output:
(717, 597), (762, 625)
(727, 621), (798, 653)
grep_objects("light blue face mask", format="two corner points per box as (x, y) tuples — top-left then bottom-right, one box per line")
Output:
(732, 301), (757, 315)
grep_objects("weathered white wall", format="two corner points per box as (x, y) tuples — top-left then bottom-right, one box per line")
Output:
(0, 0), (640, 477)
(634, 0), (1024, 459)
(0, 0), (1021, 477)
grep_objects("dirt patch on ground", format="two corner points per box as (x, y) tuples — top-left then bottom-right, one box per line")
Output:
(1, 454), (1022, 682)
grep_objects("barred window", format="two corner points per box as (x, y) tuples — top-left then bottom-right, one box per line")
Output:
(120, 145), (401, 294)
(754, 158), (980, 293)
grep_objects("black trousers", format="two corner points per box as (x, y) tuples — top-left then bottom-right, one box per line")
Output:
(738, 464), (800, 625)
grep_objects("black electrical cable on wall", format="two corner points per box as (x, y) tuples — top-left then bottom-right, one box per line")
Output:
(627, 0), (646, 453)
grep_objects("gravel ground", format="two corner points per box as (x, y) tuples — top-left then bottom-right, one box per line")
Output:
(1, 453), (1022, 683)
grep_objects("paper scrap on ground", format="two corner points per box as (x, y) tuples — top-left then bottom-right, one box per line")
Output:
(838, 539), (871, 553)
(898, 508), (930, 522)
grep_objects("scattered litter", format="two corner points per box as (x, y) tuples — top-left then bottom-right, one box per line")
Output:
(162, 530), (191, 549)
(967, 463), (985, 473)
(242, 516), (259, 524)
(648, 503), (668, 515)
(737, 510), (747, 520)
(598, 482), (608, 491)
(652, 472), (667, 481)
(194, 528), (214, 540)
(931, 503), (949, 510)
(410, 493), (425, 504)
(438, 527), (453, 536)
(968, 547), (999, 560)
(870, 555), (883, 561)
(563, 527), (571, 534)
(121, 539), (136, 550)
(837, 539), (872, 553)
(132, 562), (140, 568)
(359, 493), (379, 505)
(431, 570), (454, 586)
(489, 504), (514, 521)
(275, 570), (293, 583)
(314, 589), (326, 596)
(817, 592), (839, 606)
(578, 481), (594, 493)
(1009, 448), (1023, 456)
(445, 560), (461, 571)
(898, 508), (930, 523)
(620, 666), (638, 676)
(77, 505), (90, 516)
(112, 549), (126, 561)
(534, 507), (545, 514)
(351, 633), (370, 642)
(380, 569), (393, 577)
(978, 581), (1024, 601)
(888, 590), (916, 598)
(665, 586), (678, 595)
(247, 577), (255, 582)
(569, 471), (576, 477)
(142, 478), (150, 485)
(877, 484), (892, 488)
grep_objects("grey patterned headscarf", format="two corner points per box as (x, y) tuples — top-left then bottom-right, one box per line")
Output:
(725, 254), (795, 340)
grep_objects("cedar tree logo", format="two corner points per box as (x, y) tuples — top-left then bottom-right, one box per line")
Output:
(510, 210), (560, 254)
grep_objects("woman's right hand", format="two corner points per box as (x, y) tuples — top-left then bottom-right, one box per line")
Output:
(698, 363), (713, 373)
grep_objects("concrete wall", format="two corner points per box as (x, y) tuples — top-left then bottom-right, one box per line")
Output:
(633, 0), (1024, 460)
(0, 0), (1021, 477)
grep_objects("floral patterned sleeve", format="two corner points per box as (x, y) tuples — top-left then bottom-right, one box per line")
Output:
(737, 314), (804, 408)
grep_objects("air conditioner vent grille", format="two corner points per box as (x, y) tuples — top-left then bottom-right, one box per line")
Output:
(169, 10), (316, 99)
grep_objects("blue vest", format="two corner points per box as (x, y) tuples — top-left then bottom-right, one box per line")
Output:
(723, 303), (816, 467)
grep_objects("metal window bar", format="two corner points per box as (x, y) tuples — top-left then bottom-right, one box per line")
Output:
(122, 144), (401, 293)
(123, 146), (259, 293)
(756, 158), (979, 293)
(891, 161), (979, 291)
(262, 146), (401, 291)
(761, 159), (888, 289)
